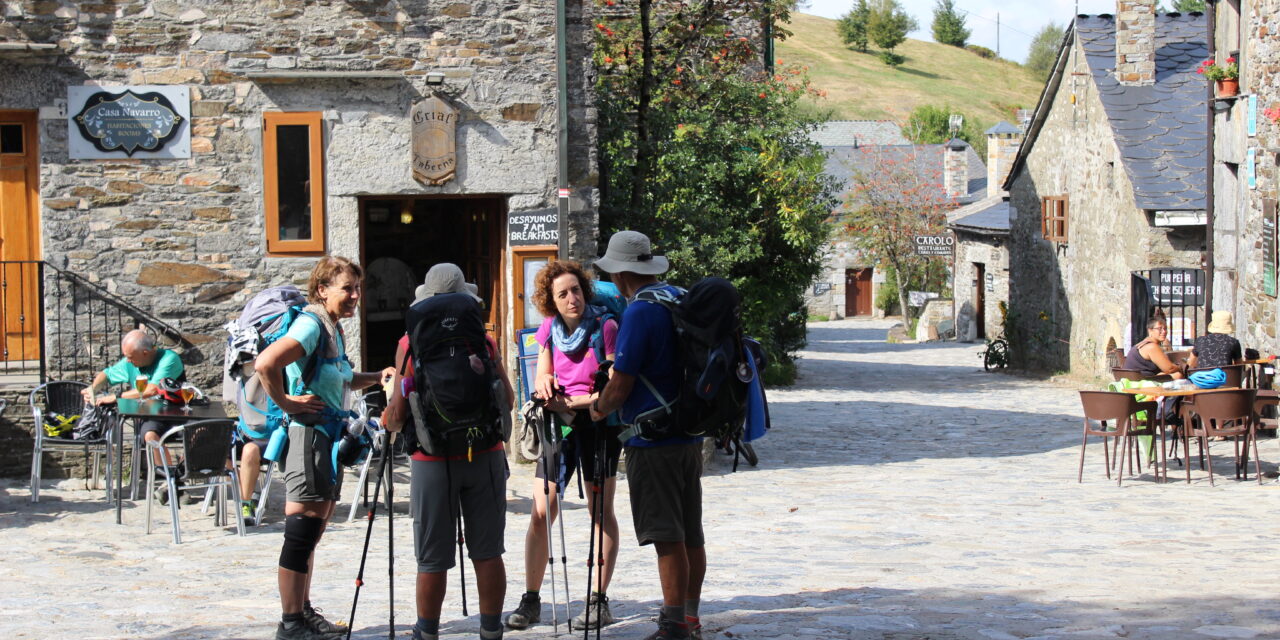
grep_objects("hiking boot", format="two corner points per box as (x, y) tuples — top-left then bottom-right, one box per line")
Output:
(275, 620), (341, 640)
(504, 592), (541, 629)
(571, 592), (616, 630)
(686, 615), (703, 640)
(643, 613), (690, 640)
(303, 604), (347, 636)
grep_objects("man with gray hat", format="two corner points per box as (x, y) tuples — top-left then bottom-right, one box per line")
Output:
(589, 230), (706, 640)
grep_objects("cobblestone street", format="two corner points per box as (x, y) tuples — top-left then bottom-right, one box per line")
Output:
(4, 318), (1280, 639)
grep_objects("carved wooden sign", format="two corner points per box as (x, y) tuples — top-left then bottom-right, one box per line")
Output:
(411, 96), (457, 185)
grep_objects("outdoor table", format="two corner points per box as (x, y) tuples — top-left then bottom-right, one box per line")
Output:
(1238, 358), (1274, 388)
(113, 397), (228, 525)
(1118, 386), (1242, 482)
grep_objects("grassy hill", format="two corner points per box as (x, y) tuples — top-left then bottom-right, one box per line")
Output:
(776, 13), (1044, 131)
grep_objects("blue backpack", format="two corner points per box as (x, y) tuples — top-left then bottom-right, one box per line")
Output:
(223, 286), (331, 441)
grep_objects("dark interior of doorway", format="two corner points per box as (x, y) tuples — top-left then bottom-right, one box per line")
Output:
(361, 196), (503, 371)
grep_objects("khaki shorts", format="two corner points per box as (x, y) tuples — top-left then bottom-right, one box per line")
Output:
(624, 441), (704, 547)
(283, 425), (343, 503)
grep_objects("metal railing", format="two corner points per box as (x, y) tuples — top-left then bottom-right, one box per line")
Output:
(0, 261), (188, 384)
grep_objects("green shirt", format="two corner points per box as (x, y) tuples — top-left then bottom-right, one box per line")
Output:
(102, 348), (185, 387)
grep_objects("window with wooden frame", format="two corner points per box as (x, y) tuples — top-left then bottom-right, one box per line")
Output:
(263, 112), (325, 254)
(1041, 196), (1068, 243)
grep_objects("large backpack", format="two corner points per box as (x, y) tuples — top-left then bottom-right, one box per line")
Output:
(223, 286), (329, 441)
(404, 291), (505, 458)
(632, 277), (751, 442)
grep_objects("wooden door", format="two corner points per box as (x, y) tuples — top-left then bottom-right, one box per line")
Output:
(974, 262), (986, 339)
(0, 111), (40, 362)
(845, 268), (873, 317)
(462, 198), (503, 336)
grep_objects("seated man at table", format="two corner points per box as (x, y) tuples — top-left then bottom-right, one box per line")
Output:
(81, 330), (186, 494)
(1125, 317), (1185, 380)
(1187, 311), (1243, 370)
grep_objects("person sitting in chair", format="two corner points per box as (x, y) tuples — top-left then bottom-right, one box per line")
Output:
(1124, 318), (1184, 380)
(1187, 311), (1243, 370)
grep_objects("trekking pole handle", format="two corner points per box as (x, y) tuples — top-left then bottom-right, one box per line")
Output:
(592, 361), (613, 394)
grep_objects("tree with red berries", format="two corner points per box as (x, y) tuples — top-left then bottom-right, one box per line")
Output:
(595, 0), (837, 381)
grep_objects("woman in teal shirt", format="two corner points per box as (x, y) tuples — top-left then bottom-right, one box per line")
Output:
(256, 256), (394, 640)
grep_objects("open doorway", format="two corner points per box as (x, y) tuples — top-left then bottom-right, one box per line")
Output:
(360, 195), (504, 370)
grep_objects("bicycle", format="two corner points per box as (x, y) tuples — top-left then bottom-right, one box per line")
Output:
(980, 335), (1010, 371)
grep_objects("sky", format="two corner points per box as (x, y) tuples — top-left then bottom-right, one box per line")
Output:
(798, 1), (1142, 64)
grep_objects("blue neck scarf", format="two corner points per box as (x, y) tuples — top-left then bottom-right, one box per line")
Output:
(552, 304), (601, 354)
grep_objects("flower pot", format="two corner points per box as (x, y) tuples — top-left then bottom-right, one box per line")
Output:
(1216, 78), (1240, 97)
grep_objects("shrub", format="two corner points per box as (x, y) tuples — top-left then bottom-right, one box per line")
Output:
(966, 44), (996, 59)
(878, 50), (906, 67)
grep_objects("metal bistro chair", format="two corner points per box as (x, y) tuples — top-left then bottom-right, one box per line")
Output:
(1179, 388), (1259, 485)
(29, 381), (114, 503)
(1078, 391), (1163, 485)
(345, 391), (397, 523)
(225, 427), (275, 526)
(145, 419), (246, 543)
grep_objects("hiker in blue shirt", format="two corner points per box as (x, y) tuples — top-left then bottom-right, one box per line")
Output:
(589, 230), (705, 640)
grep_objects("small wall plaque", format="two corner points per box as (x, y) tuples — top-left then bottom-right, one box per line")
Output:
(67, 86), (189, 159)
(411, 96), (458, 185)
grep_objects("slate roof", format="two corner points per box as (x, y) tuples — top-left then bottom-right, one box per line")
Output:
(1006, 13), (1208, 210)
(948, 195), (1011, 235)
(825, 143), (987, 213)
(985, 121), (1021, 136)
(810, 120), (910, 148)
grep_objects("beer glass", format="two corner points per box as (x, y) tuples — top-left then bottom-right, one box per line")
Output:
(179, 384), (197, 413)
(134, 375), (148, 395)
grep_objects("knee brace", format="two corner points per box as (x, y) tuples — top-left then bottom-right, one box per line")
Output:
(279, 514), (325, 573)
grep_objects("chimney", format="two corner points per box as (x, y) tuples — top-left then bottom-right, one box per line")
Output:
(1115, 0), (1157, 86)
(943, 138), (969, 199)
(984, 121), (1023, 197)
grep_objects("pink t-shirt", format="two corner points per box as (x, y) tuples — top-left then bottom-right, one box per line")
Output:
(535, 315), (618, 397)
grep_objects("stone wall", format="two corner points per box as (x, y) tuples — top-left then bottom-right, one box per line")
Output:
(1007, 36), (1201, 376)
(1115, 0), (1157, 86)
(0, 0), (599, 477)
(953, 233), (1009, 342)
(1215, 0), (1280, 357)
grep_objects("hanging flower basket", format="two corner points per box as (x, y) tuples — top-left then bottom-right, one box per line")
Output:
(1198, 57), (1240, 97)
(1216, 78), (1240, 98)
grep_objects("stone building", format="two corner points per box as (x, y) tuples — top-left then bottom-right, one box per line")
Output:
(808, 135), (985, 321)
(948, 121), (1022, 343)
(1005, 5), (1208, 376)
(1209, 0), (1280, 356)
(0, 0), (598, 475)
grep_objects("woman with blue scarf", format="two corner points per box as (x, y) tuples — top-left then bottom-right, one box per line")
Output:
(505, 260), (622, 632)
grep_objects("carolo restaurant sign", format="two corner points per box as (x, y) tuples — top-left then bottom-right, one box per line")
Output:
(67, 86), (190, 159)
(913, 234), (954, 257)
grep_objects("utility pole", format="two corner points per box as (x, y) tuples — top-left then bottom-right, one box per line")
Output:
(555, 0), (570, 259)
(996, 12), (1000, 58)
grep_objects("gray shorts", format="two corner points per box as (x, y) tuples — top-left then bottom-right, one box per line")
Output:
(283, 425), (343, 503)
(625, 442), (704, 547)
(410, 450), (507, 573)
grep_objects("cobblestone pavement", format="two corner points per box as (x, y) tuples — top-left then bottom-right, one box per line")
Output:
(4, 318), (1280, 640)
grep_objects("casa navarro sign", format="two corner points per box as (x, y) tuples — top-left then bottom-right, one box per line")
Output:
(913, 234), (954, 257)
(67, 86), (190, 159)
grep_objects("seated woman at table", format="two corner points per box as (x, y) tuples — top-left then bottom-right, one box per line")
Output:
(1125, 317), (1184, 380)
(1187, 311), (1243, 370)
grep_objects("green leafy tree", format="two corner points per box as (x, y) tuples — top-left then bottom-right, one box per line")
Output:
(838, 0), (872, 53)
(1160, 0), (1206, 11)
(867, 0), (919, 65)
(931, 0), (969, 47)
(595, 0), (838, 378)
(840, 146), (954, 327)
(1026, 23), (1065, 82)
(902, 104), (986, 158)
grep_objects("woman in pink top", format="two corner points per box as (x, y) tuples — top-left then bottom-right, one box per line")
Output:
(505, 260), (621, 631)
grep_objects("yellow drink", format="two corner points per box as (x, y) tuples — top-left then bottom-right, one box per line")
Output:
(134, 375), (148, 394)
(180, 388), (195, 404)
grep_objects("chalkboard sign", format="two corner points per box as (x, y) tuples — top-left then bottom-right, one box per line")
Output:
(509, 208), (559, 246)
(1266, 200), (1278, 298)
(812, 282), (832, 296)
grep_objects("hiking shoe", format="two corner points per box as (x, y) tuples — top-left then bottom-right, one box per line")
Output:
(504, 592), (541, 629)
(571, 593), (616, 630)
(303, 605), (347, 636)
(686, 615), (703, 640)
(275, 620), (341, 640)
(643, 613), (690, 640)
(240, 502), (257, 526)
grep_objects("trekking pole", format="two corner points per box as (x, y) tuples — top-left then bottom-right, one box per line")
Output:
(586, 361), (613, 640)
(539, 427), (560, 635)
(386, 433), (395, 640)
(345, 431), (396, 640)
(555, 474), (571, 629)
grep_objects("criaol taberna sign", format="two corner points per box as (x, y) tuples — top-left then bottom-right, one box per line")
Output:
(411, 96), (458, 185)
(68, 86), (190, 159)
(913, 234), (954, 257)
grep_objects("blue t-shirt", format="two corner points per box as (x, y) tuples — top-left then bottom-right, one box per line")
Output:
(612, 283), (699, 448)
(284, 313), (353, 426)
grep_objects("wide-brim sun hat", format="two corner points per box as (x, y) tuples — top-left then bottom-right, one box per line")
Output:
(1207, 310), (1235, 334)
(414, 263), (467, 304)
(593, 230), (669, 275)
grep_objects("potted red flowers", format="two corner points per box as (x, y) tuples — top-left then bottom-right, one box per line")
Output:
(1197, 57), (1240, 97)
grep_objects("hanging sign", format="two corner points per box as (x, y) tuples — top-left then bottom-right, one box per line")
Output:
(67, 86), (189, 159)
(1149, 267), (1205, 306)
(913, 234), (954, 257)
(411, 96), (458, 185)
